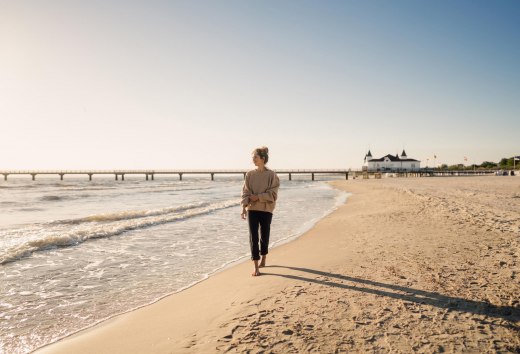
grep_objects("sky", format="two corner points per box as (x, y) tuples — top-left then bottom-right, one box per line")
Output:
(1, 0), (519, 170)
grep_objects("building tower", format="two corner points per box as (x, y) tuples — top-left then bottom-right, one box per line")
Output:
(364, 150), (373, 162)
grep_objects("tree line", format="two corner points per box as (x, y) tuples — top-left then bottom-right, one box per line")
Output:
(438, 157), (519, 170)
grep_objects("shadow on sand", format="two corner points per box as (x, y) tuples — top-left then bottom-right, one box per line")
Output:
(263, 265), (519, 327)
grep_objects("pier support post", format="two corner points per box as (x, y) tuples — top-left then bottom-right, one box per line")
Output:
(151, 174), (154, 181)
(211, 173), (214, 181)
(88, 174), (93, 181)
(179, 173), (183, 181)
(146, 174), (149, 181)
(311, 173), (315, 181)
(243, 173), (246, 179)
(345, 172), (348, 180)
(31, 174), (36, 181)
(3, 174), (7, 181)
(121, 174), (125, 181)
(289, 173), (292, 181)
(60, 174), (64, 181)
(115, 174), (118, 181)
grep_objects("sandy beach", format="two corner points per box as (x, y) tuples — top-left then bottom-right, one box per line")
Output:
(36, 176), (520, 354)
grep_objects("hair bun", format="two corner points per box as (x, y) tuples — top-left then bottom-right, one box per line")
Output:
(252, 146), (270, 163)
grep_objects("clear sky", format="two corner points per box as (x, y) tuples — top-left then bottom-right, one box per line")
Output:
(1, 0), (519, 170)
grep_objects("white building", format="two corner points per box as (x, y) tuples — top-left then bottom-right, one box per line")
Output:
(363, 150), (421, 172)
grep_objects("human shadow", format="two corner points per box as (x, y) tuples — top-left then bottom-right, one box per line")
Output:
(263, 265), (519, 327)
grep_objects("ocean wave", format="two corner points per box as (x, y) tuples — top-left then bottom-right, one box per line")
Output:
(19, 207), (46, 212)
(0, 201), (20, 206)
(37, 193), (91, 203)
(0, 183), (37, 189)
(40, 195), (71, 202)
(0, 199), (239, 264)
(60, 186), (118, 192)
(54, 186), (212, 197)
(51, 201), (211, 224)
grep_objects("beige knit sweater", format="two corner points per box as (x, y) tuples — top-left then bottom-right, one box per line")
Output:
(241, 168), (280, 213)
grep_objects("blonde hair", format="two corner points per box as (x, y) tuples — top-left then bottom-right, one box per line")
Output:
(253, 146), (269, 164)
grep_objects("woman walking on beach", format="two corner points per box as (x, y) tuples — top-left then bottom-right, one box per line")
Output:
(241, 147), (280, 276)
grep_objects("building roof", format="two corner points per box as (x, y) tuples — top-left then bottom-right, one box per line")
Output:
(369, 154), (420, 162)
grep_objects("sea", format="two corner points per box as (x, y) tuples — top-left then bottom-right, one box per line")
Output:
(0, 174), (348, 354)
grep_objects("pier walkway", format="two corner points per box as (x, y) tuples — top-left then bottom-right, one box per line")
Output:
(0, 169), (501, 182)
(0, 169), (350, 181)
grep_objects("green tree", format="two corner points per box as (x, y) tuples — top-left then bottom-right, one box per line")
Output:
(480, 161), (497, 169)
(499, 158), (513, 168)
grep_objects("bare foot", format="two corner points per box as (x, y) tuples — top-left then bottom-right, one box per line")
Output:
(252, 260), (260, 276)
(259, 256), (266, 268)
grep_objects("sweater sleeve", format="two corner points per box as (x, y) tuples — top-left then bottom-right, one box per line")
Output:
(258, 171), (280, 203)
(241, 173), (252, 207)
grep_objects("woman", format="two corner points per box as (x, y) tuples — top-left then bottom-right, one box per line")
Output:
(241, 147), (280, 276)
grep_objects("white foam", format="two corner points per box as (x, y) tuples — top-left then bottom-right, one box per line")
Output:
(0, 199), (239, 264)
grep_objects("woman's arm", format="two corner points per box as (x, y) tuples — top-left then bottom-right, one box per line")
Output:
(241, 172), (252, 207)
(257, 172), (280, 203)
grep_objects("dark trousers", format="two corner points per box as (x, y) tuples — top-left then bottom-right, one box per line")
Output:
(248, 210), (273, 261)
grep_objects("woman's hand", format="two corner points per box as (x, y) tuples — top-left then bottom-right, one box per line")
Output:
(249, 194), (259, 202)
(241, 210), (247, 220)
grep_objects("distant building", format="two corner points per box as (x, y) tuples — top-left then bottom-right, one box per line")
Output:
(363, 150), (421, 172)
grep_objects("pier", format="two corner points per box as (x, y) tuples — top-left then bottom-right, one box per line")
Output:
(0, 169), (504, 182)
(0, 169), (350, 181)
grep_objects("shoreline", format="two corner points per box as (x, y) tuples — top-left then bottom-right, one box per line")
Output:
(31, 181), (348, 353)
(36, 176), (520, 353)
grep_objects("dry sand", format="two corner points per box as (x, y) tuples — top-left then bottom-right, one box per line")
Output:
(36, 176), (520, 353)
